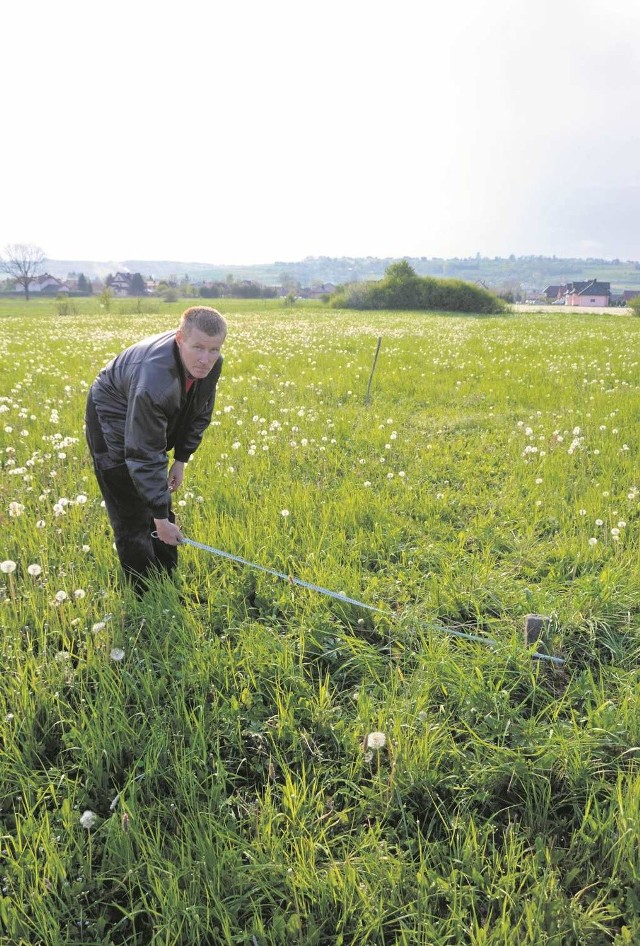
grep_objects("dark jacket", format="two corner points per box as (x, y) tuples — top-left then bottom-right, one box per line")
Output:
(88, 330), (223, 519)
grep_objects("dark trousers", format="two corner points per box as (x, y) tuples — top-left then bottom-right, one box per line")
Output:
(85, 392), (177, 595)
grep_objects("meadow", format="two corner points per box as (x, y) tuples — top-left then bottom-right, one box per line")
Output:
(0, 297), (639, 945)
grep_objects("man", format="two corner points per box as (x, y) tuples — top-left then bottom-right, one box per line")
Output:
(85, 306), (226, 595)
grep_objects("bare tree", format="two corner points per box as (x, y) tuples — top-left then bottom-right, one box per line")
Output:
(1, 243), (46, 300)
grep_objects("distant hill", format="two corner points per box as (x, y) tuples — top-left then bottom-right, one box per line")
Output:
(42, 255), (640, 292)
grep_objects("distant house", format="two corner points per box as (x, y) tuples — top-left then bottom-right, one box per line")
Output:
(542, 284), (565, 302)
(565, 279), (610, 307)
(542, 280), (611, 306)
(21, 273), (69, 294)
(608, 289), (640, 308)
(110, 272), (134, 296)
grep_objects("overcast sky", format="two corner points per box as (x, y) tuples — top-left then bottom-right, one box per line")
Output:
(2, 0), (639, 264)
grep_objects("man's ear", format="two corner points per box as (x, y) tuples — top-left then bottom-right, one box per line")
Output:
(175, 329), (184, 345)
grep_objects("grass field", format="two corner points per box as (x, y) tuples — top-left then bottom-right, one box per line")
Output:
(1, 298), (639, 945)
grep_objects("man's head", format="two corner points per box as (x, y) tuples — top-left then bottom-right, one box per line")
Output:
(175, 306), (227, 380)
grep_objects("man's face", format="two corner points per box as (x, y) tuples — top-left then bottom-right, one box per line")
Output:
(175, 326), (225, 379)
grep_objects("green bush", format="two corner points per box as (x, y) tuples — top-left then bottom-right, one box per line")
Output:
(628, 294), (640, 316)
(54, 294), (78, 316)
(331, 262), (507, 314)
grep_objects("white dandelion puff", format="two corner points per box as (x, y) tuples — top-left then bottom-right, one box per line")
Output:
(80, 810), (98, 830)
(366, 731), (387, 751)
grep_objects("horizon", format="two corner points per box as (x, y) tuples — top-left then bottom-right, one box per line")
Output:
(10, 252), (639, 297)
(38, 251), (640, 268)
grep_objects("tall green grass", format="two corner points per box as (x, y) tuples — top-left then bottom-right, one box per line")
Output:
(1, 300), (639, 944)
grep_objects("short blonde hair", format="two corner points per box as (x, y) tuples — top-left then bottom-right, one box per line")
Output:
(179, 306), (227, 337)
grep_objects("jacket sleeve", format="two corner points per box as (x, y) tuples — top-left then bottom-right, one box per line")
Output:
(123, 383), (172, 519)
(173, 357), (223, 463)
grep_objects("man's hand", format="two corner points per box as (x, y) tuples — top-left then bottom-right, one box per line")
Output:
(153, 517), (184, 546)
(168, 461), (185, 493)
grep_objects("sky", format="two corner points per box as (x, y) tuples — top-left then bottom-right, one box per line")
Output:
(2, 0), (640, 265)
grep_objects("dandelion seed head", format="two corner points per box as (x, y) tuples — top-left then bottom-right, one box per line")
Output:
(80, 810), (97, 830)
(1, 560), (17, 574)
(366, 731), (387, 750)
(27, 564), (42, 577)
(110, 648), (125, 662)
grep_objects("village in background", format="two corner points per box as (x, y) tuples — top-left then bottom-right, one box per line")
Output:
(2, 252), (640, 307)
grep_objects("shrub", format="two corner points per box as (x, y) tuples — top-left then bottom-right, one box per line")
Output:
(628, 294), (640, 316)
(98, 287), (113, 312)
(55, 295), (78, 316)
(330, 262), (506, 314)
